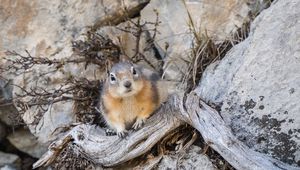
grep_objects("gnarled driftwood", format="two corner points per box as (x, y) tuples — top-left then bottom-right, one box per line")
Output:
(33, 91), (300, 170)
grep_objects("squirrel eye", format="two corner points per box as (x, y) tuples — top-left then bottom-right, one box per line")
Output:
(110, 73), (116, 82)
(131, 67), (137, 76)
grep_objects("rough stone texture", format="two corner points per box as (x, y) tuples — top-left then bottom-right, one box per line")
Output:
(0, 0), (149, 144)
(0, 0), (149, 57)
(0, 165), (18, 170)
(7, 128), (47, 158)
(141, 0), (250, 81)
(97, 19), (161, 71)
(197, 0), (300, 166)
(0, 151), (20, 169)
(157, 146), (216, 170)
(0, 80), (19, 126)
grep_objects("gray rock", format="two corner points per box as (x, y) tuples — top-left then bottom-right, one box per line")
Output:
(7, 128), (47, 158)
(0, 80), (19, 126)
(0, 80), (12, 101)
(0, 165), (17, 170)
(0, 151), (20, 170)
(141, 0), (250, 81)
(0, 0), (149, 57)
(157, 145), (216, 170)
(0, 0), (149, 144)
(97, 19), (161, 71)
(197, 0), (300, 165)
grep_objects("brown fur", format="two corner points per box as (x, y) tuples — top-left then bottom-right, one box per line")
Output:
(101, 63), (163, 135)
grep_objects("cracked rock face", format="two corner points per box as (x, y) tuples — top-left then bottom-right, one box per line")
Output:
(0, 0), (149, 144)
(197, 0), (300, 166)
(0, 0), (149, 57)
(141, 0), (250, 81)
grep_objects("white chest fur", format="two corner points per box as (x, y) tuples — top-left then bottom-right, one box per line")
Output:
(120, 96), (141, 122)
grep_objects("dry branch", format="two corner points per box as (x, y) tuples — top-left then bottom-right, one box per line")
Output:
(33, 102), (182, 168)
(33, 92), (299, 170)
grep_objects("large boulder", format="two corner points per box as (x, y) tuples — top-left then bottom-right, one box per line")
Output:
(0, 0), (149, 144)
(0, 0), (149, 57)
(141, 0), (250, 81)
(197, 0), (300, 166)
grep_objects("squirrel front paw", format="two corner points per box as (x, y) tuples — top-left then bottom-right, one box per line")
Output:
(132, 118), (146, 130)
(117, 130), (128, 138)
(106, 128), (128, 138)
(105, 129), (116, 136)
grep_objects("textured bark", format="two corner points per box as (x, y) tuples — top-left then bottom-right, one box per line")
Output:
(33, 102), (182, 168)
(33, 92), (300, 170)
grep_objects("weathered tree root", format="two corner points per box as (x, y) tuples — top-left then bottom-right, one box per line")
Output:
(33, 92), (300, 170)
(33, 102), (182, 168)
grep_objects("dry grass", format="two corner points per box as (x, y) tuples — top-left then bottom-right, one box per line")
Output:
(52, 144), (95, 170)
(112, 125), (197, 169)
(181, 0), (273, 92)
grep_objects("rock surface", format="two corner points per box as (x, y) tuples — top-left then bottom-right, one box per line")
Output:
(157, 146), (216, 170)
(0, 0), (149, 57)
(141, 0), (250, 81)
(0, 80), (19, 126)
(197, 0), (300, 165)
(7, 128), (47, 158)
(0, 0), (150, 144)
(0, 151), (20, 169)
(97, 19), (161, 70)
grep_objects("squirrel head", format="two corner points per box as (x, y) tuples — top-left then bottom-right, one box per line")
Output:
(106, 61), (144, 98)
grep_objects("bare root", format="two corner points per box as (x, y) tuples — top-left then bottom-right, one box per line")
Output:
(33, 93), (299, 170)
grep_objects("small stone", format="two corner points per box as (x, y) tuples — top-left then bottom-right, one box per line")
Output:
(7, 128), (47, 158)
(0, 151), (21, 169)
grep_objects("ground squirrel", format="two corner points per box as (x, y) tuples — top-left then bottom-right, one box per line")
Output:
(100, 61), (169, 138)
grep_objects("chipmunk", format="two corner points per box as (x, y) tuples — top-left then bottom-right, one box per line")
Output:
(100, 61), (169, 138)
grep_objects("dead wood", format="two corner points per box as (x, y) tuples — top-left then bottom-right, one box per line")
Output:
(33, 102), (182, 168)
(33, 92), (300, 170)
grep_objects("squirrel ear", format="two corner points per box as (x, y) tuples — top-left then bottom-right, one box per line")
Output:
(119, 54), (131, 62)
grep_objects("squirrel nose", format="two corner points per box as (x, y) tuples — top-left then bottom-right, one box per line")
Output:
(123, 81), (132, 88)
